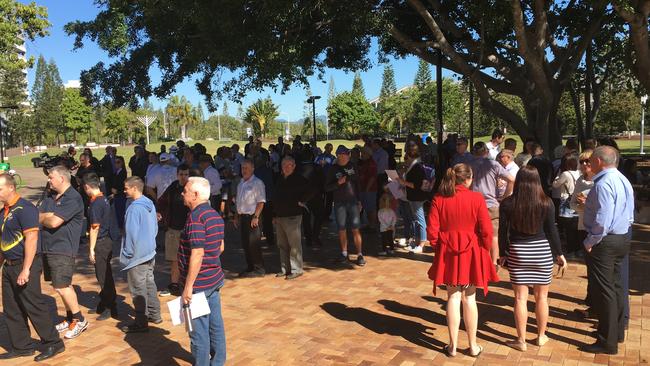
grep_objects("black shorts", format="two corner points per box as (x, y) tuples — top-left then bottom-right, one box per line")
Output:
(43, 254), (75, 288)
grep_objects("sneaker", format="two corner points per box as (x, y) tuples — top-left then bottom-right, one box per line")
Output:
(159, 289), (171, 297)
(410, 246), (423, 254)
(147, 316), (163, 324)
(55, 320), (69, 333)
(121, 324), (149, 333)
(97, 309), (112, 321)
(335, 254), (349, 264)
(64, 319), (88, 339)
(356, 255), (366, 266)
(378, 251), (388, 256)
(168, 283), (181, 296)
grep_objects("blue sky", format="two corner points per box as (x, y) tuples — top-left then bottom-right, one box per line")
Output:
(23, 0), (456, 121)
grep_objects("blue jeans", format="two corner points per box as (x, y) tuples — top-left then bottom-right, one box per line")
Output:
(409, 201), (426, 243)
(334, 202), (361, 231)
(399, 200), (414, 240)
(190, 287), (226, 366)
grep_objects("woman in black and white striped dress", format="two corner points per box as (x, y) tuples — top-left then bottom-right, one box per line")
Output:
(498, 166), (566, 352)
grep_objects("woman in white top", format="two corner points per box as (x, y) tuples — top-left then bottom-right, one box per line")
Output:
(552, 153), (580, 256)
(569, 149), (595, 318)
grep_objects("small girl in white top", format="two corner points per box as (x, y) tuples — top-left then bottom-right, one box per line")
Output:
(378, 194), (397, 255)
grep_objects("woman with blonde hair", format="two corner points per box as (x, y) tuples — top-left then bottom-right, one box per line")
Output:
(427, 163), (498, 357)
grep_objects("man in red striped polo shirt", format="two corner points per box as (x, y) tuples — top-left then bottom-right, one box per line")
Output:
(180, 177), (226, 365)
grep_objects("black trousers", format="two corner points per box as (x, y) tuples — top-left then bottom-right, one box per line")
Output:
(304, 197), (324, 245)
(210, 195), (222, 213)
(2, 257), (63, 351)
(240, 214), (265, 273)
(324, 192), (334, 219)
(261, 202), (275, 246)
(588, 233), (630, 351)
(94, 236), (117, 310)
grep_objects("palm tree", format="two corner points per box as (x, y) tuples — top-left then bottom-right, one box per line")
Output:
(244, 98), (279, 138)
(165, 95), (195, 139)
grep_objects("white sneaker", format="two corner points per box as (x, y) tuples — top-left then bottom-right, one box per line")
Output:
(410, 246), (423, 254)
(64, 319), (89, 339)
(55, 320), (69, 333)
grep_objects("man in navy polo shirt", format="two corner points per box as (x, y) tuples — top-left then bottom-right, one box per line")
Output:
(0, 174), (65, 362)
(180, 177), (226, 365)
(83, 174), (117, 320)
(39, 165), (88, 339)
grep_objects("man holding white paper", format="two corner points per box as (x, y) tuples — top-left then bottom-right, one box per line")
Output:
(180, 177), (226, 365)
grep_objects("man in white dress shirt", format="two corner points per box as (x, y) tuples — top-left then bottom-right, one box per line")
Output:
(233, 159), (266, 277)
(199, 154), (223, 212)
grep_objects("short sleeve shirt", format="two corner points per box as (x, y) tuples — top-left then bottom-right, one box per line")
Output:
(1, 197), (40, 260)
(178, 203), (225, 291)
(146, 165), (177, 199)
(236, 176), (266, 214)
(40, 186), (84, 257)
(469, 157), (510, 208)
(88, 194), (111, 239)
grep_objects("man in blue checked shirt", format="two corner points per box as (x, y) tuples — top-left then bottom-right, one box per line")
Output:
(581, 146), (634, 355)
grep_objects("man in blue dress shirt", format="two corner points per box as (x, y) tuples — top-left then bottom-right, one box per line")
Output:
(581, 146), (634, 355)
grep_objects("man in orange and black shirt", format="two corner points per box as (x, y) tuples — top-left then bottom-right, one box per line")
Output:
(0, 174), (65, 362)
(83, 174), (117, 320)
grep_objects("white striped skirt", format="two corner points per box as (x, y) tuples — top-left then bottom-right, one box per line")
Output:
(506, 239), (554, 285)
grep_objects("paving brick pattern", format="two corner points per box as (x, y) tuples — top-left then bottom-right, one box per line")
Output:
(1, 168), (649, 365)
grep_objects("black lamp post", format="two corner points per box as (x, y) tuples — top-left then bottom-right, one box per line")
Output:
(306, 95), (321, 142)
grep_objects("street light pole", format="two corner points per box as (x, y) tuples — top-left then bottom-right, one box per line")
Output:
(642, 95), (648, 155)
(307, 95), (321, 142)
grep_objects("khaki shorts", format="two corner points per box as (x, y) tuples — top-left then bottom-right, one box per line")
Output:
(487, 206), (499, 237)
(165, 229), (182, 262)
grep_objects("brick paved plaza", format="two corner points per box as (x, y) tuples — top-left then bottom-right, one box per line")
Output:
(1, 168), (649, 365)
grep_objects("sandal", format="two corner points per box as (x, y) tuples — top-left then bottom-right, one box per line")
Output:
(468, 345), (483, 357)
(443, 344), (456, 357)
(506, 340), (527, 352)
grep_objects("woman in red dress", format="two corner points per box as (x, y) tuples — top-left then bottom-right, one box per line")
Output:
(427, 163), (498, 357)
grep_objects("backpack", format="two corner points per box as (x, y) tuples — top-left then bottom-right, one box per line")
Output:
(420, 164), (436, 192)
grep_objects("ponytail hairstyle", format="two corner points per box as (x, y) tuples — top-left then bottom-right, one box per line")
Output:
(438, 163), (473, 197)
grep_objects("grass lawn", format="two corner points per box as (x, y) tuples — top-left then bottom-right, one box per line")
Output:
(6, 135), (646, 172)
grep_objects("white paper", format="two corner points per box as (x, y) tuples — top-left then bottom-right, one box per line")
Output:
(385, 170), (399, 182)
(167, 291), (211, 326)
(387, 181), (405, 200)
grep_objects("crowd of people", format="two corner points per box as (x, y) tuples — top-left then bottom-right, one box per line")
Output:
(0, 130), (643, 363)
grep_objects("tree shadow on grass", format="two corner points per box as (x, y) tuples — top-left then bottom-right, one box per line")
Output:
(320, 302), (445, 352)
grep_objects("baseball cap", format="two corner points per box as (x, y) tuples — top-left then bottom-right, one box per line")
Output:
(159, 153), (171, 162)
(169, 145), (179, 153)
(335, 145), (350, 155)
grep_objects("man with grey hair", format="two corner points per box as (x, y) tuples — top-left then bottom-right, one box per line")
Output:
(273, 156), (309, 279)
(39, 165), (88, 340)
(234, 159), (266, 277)
(180, 176), (226, 364)
(497, 149), (519, 199)
(581, 146), (634, 355)
(120, 176), (161, 333)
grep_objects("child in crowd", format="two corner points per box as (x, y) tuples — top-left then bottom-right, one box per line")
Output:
(378, 193), (397, 255)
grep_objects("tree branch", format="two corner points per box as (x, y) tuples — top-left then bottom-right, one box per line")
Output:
(510, 0), (553, 103)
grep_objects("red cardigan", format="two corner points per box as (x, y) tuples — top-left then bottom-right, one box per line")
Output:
(426, 185), (498, 294)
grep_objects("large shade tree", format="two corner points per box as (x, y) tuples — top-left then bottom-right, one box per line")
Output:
(67, 0), (629, 152)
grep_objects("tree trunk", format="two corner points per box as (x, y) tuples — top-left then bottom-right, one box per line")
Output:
(569, 84), (586, 149)
(181, 124), (187, 140)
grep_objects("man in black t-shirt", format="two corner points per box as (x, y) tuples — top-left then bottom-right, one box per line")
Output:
(39, 166), (88, 340)
(83, 175), (117, 320)
(156, 164), (190, 296)
(324, 146), (365, 266)
(0, 174), (65, 362)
